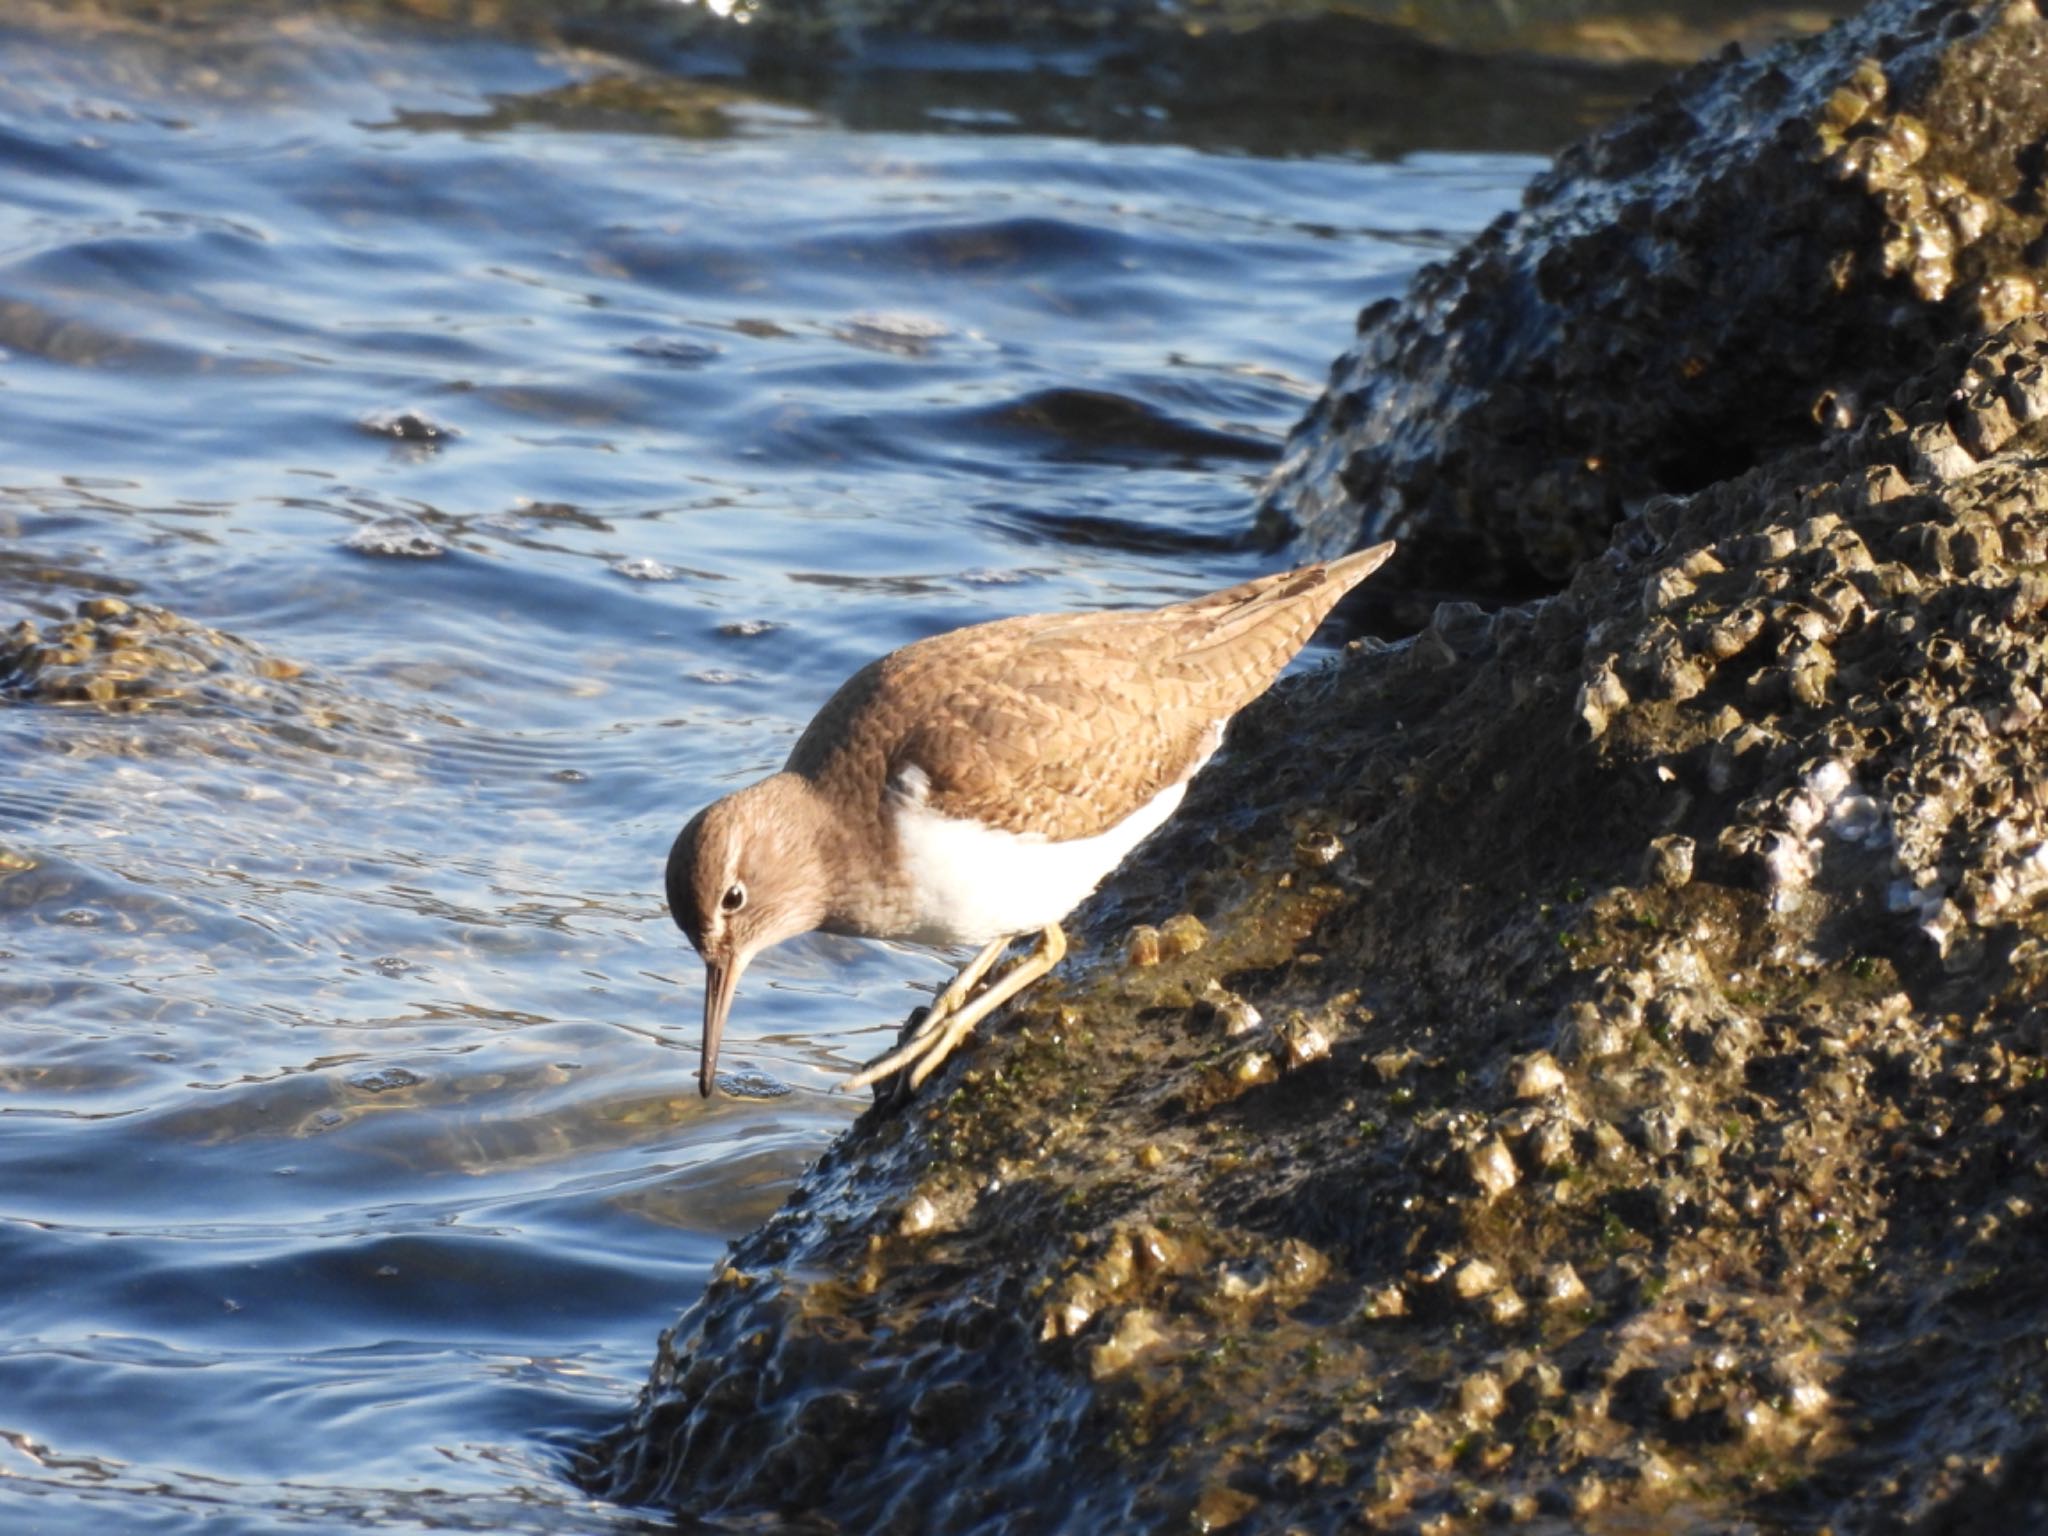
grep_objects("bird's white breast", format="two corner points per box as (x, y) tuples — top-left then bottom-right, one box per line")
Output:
(885, 764), (1197, 948)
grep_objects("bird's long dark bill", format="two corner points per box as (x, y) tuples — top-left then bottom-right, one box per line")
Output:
(699, 956), (740, 1098)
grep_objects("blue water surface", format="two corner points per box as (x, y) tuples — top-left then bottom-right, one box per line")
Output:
(0, 11), (1537, 1531)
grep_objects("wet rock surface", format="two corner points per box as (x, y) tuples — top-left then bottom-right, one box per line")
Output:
(1259, 0), (2048, 621)
(589, 160), (2048, 1536)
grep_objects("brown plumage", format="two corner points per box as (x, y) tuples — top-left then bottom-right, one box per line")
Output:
(667, 541), (1395, 1097)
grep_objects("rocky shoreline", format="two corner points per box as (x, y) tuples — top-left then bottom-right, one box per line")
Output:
(587, 0), (2048, 1530)
(1260, 0), (2048, 621)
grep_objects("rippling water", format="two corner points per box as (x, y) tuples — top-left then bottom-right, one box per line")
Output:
(0, 7), (1549, 1530)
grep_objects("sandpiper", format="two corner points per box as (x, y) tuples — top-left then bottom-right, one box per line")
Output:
(666, 541), (1396, 1098)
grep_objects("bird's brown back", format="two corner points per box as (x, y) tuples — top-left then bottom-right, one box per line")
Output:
(786, 543), (1394, 841)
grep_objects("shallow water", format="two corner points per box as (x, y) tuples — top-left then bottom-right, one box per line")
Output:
(0, 8), (1550, 1530)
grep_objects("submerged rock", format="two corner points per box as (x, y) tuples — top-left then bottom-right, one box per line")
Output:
(1, 597), (305, 710)
(0, 594), (404, 759)
(1258, 0), (2048, 616)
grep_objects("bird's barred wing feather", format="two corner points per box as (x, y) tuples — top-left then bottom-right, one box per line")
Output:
(785, 544), (1394, 843)
(888, 621), (1224, 839)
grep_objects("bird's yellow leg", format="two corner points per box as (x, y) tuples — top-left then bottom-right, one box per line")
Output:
(905, 921), (1064, 1089)
(839, 933), (1010, 1092)
(841, 923), (1065, 1094)
(922, 934), (1012, 1032)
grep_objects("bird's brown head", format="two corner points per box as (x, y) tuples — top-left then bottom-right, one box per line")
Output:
(666, 774), (830, 1097)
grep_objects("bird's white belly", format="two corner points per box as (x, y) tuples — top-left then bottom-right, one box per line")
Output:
(886, 776), (1191, 947)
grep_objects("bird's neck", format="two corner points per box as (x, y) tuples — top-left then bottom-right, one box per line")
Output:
(751, 771), (876, 933)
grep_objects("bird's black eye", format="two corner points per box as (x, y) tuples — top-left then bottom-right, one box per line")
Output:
(720, 882), (746, 915)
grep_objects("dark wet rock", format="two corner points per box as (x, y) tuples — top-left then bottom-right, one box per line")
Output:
(590, 288), (2048, 1536)
(710, 1067), (796, 1099)
(639, 0), (1841, 63)
(1258, 0), (2048, 619)
(42, 0), (1850, 70)
(358, 409), (460, 445)
(347, 1065), (426, 1093)
(392, 32), (1670, 162)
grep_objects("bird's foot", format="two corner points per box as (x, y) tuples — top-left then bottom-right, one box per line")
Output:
(842, 933), (1011, 1099)
(859, 1004), (930, 1113)
(841, 924), (1066, 1098)
(842, 988), (983, 1099)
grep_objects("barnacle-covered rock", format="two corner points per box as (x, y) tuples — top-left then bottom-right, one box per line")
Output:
(1258, 0), (2048, 613)
(592, 314), (2048, 1535)
(589, 10), (2048, 1531)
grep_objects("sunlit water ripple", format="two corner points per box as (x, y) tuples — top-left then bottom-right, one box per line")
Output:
(0, 11), (1540, 1531)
